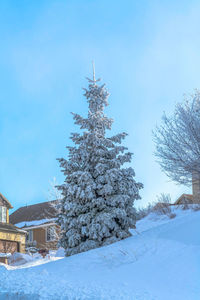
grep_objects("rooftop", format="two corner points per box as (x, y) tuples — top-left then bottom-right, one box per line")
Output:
(10, 200), (58, 226)
(0, 222), (26, 234)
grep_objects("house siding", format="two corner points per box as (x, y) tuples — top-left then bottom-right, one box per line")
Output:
(33, 227), (46, 249)
(32, 226), (59, 250)
(7, 209), (9, 223)
(0, 197), (9, 223)
(0, 198), (9, 208)
(0, 198), (5, 206)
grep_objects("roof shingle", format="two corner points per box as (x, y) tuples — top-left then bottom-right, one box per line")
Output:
(10, 201), (58, 225)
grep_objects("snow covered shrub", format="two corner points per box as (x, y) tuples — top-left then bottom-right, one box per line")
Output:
(136, 207), (148, 220)
(169, 213), (176, 219)
(26, 246), (38, 255)
(153, 193), (171, 214)
(152, 193), (176, 218)
(8, 253), (34, 266)
(181, 203), (189, 210)
(136, 203), (154, 220)
(153, 202), (171, 215)
(56, 72), (143, 256)
(179, 197), (193, 210)
(192, 203), (200, 211)
(136, 194), (176, 220)
(55, 247), (65, 257)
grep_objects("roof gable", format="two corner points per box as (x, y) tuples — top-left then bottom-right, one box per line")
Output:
(174, 194), (193, 205)
(0, 193), (13, 209)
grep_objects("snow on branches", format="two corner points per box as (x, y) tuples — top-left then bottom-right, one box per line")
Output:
(57, 74), (143, 256)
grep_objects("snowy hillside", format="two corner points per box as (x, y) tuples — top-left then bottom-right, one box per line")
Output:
(0, 208), (200, 300)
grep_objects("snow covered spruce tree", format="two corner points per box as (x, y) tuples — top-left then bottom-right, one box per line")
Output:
(57, 71), (143, 256)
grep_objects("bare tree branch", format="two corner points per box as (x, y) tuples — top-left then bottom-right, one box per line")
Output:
(153, 90), (200, 185)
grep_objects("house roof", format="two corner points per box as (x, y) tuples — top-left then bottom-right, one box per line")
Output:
(0, 193), (13, 209)
(15, 218), (56, 229)
(174, 194), (193, 205)
(0, 222), (26, 234)
(10, 200), (58, 226)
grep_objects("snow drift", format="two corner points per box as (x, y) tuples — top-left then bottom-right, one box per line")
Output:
(0, 207), (199, 300)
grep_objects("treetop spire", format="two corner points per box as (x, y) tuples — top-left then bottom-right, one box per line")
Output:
(92, 60), (96, 82)
(86, 62), (100, 83)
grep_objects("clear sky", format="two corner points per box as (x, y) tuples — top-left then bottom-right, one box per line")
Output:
(1, 0), (200, 211)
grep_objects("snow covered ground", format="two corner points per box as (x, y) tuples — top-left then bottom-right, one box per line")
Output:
(0, 207), (200, 300)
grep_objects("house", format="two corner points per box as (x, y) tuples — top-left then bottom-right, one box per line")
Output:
(0, 193), (26, 263)
(174, 171), (200, 205)
(174, 194), (193, 205)
(10, 201), (60, 251)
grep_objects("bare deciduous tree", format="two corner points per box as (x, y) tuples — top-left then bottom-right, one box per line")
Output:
(47, 177), (62, 202)
(153, 90), (200, 186)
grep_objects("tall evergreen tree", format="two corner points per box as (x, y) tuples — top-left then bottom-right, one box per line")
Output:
(57, 70), (143, 256)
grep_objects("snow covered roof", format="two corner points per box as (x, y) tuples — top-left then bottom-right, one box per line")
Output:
(0, 253), (11, 258)
(174, 194), (193, 205)
(15, 218), (56, 229)
(10, 201), (58, 226)
(0, 222), (27, 234)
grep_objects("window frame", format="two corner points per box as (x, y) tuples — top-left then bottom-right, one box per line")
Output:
(46, 226), (56, 242)
(0, 206), (7, 223)
(26, 229), (33, 243)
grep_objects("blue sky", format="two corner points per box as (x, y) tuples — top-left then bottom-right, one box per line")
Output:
(1, 0), (200, 211)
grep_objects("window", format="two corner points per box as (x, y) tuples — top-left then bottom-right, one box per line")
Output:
(0, 206), (7, 223)
(26, 230), (33, 242)
(46, 226), (56, 242)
